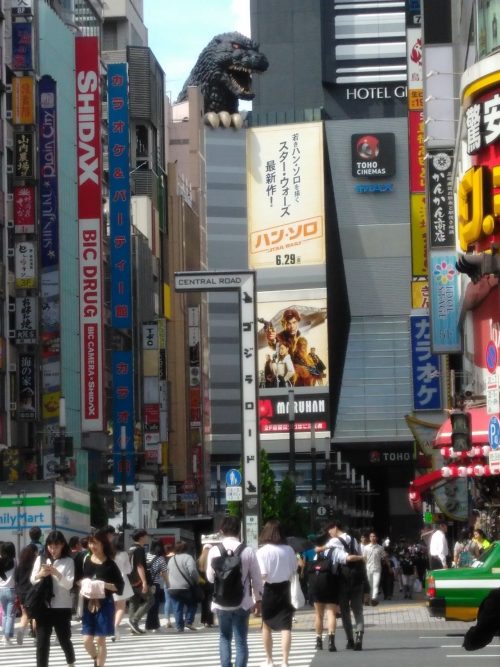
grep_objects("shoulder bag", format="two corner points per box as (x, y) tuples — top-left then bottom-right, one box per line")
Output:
(170, 556), (204, 603)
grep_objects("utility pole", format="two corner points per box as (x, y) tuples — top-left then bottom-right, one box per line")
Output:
(288, 388), (295, 479)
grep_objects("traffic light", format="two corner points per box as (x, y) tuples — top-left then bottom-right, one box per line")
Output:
(450, 410), (472, 452)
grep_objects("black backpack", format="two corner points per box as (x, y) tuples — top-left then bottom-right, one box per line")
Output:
(212, 543), (246, 607)
(24, 575), (54, 619)
(338, 535), (366, 584)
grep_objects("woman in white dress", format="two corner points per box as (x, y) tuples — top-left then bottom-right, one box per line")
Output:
(111, 533), (133, 640)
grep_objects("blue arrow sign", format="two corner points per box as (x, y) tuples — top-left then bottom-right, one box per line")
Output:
(226, 469), (242, 487)
(489, 416), (500, 450)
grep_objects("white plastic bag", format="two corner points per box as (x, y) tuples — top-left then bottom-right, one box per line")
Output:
(413, 578), (423, 594)
(291, 572), (305, 609)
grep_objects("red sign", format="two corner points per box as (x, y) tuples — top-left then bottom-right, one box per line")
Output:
(14, 185), (35, 233)
(409, 110), (425, 192)
(75, 37), (104, 431)
(143, 404), (160, 432)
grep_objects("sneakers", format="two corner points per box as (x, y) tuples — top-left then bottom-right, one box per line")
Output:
(185, 624), (197, 631)
(127, 620), (145, 635)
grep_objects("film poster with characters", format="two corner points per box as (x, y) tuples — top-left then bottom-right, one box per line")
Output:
(257, 296), (328, 389)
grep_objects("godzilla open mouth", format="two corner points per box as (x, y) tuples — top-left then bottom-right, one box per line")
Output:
(228, 65), (254, 96)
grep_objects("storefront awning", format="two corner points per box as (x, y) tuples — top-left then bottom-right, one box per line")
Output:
(434, 406), (490, 448)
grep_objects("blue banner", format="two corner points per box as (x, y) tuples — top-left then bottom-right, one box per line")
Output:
(12, 22), (33, 71)
(410, 310), (442, 411)
(107, 64), (132, 329)
(429, 251), (461, 354)
(112, 350), (135, 485)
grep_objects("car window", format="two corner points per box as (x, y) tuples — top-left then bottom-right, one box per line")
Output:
(473, 544), (495, 566)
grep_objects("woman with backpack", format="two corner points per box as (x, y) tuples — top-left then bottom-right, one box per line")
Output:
(0, 541), (16, 646)
(30, 530), (76, 667)
(14, 543), (38, 644)
(256, 520), (298, 667)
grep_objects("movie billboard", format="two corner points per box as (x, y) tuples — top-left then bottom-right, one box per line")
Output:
(257, 291), (328, 389)
(247, 122), (325, 270)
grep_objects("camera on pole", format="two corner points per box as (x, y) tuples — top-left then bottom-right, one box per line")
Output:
(450, 410), (472, 452)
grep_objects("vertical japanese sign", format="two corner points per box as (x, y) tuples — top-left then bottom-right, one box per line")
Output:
(15, 240), (36, 288)
(429, 251), (461, 354)
(247, 122), (325, 269)
(11, 22), (33, 71)
(11, 0), (33, 17)
(39, 75), (61, 427)
(410, 310), (443, 411)
(18, 353), (36, 421)
(409, 111), (425, 192)
(107, 63), (132, 329)
(112, 351), (135, 485)
(407, 27), (423, 111)
(12, 76), (34, 125)
(410, 194), (427, 278)
(427, 150), (455, 248)
(14, 185), (35, 233)
(75, 36), (104, 431)
(14, 131), (34, 179)
(15, 296), (37, 344)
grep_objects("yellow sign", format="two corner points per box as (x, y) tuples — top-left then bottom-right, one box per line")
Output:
(247, 122), (325, 269)
(12, 76), (34, 125)
(409, 89), (423, 111)
(411, 280), (429, 309)
(457, 165), (499, 251)
(411, 194), (428, 278)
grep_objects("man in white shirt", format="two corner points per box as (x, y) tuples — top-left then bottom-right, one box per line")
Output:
(429, 523), (449, 570)
(364, 532), (385, 606)
(207, 516), (263, 667)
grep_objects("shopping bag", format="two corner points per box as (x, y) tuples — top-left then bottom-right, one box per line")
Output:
(291, 572), (305, 610)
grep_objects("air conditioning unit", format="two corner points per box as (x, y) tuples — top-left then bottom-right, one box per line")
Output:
(8, 362), (16, 372)
(7, 220), (14, 229)
(5, 110), (12, 119)
(9, 402), (16, 411)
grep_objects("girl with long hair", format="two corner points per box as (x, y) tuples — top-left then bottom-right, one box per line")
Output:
(79, 529), (124, 667)
(30, 530), (76, 667)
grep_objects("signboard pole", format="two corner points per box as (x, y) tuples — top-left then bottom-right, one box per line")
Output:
(174, 271), (261, 547)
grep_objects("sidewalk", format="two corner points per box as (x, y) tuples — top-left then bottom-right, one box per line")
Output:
(249, 594), (472, 632)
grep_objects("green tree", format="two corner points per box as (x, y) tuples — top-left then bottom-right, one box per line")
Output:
(276, 475), (308, 537)
(89, 481), (108, 529)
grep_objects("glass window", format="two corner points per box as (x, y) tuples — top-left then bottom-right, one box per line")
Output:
(477, 0), (500, 58)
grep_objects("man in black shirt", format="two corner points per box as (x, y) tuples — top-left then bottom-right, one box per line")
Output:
(127, 529), (154, 635)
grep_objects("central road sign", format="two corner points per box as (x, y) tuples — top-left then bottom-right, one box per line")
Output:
(489, 416), (500, 450)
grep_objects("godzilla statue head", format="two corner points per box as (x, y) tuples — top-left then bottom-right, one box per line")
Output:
(176, 31), (269, 114)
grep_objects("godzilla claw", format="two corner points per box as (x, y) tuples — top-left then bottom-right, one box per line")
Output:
(204, 111), (245, 129)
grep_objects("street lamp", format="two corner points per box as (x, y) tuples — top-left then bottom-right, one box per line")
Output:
(120, 425), (127, 532)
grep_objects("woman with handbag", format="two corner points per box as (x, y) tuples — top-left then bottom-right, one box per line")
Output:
(166, 540), (201, 632)
(256, 520), (298, 667)
(30, 531), (76, 667)
(79, 530), (124, 667)
(0, 541), (16, 646)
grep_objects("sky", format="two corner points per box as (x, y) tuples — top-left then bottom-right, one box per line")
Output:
(143, 0), (251, 104)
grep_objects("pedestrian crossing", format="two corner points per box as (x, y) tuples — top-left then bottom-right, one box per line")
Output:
(1, 626), (317, 666)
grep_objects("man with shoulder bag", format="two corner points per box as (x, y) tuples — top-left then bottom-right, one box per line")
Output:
(127, 530), (154, 635)
(316, 520), (366, 651)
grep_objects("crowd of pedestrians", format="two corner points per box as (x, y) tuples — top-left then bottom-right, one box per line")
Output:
(1, 520), (486, 666)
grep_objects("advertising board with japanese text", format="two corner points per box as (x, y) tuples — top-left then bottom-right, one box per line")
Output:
(410, 310), (443, 411)
(247, 122), (325, 269)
